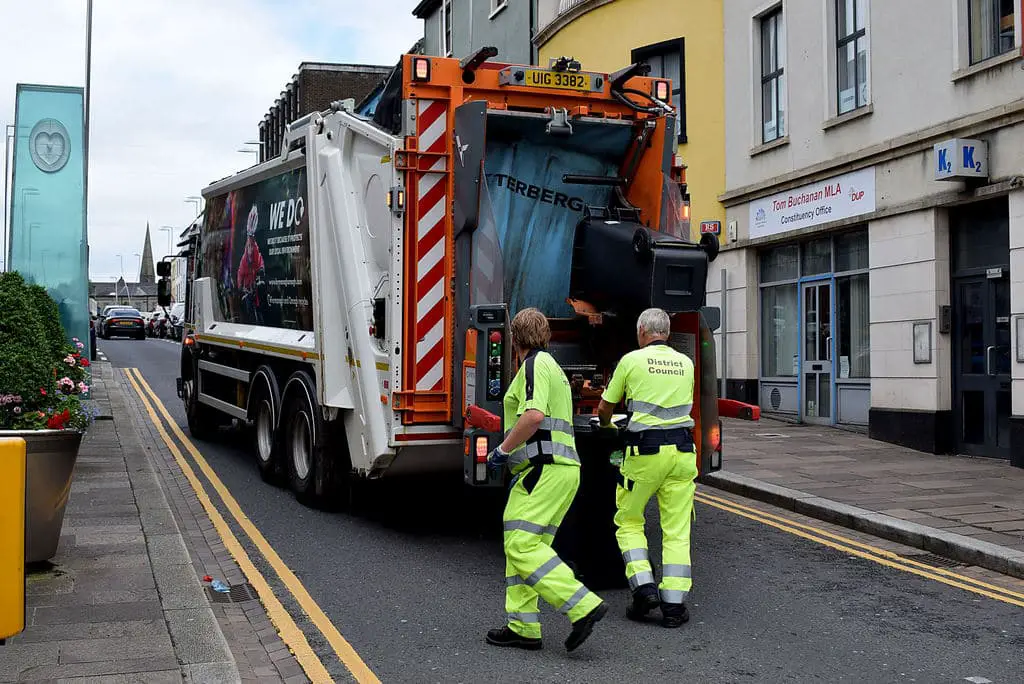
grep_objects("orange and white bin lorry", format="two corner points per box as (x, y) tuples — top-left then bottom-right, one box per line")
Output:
(167, 50), (758, 586)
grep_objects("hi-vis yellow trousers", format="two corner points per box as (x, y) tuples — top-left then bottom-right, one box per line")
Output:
(503, 463), (604, 639)
(614, 445), (698, 606)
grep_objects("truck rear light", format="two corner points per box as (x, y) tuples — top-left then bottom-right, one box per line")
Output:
(475, 435), (489, 463)
(654, 79), (670, 102)
(486, 330), (503, 399)
(412, 57), (431, 82)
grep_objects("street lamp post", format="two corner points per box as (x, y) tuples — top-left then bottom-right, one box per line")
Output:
(185, 196), (203, 216)
(159, 226), (173, 258)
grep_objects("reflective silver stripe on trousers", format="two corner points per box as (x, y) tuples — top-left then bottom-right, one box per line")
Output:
(628, 400), (693, 420)
(523, 441), (580, 462)
(507, 612), (540, 623)
(539, 417), (575, 435)
(526, 556), (563, 586)
(558, 585), (590, 615)
(628, 571), (655, 590)
(663, 563), (692, 578)
(626, 417), (696, 432)
(504, 520), (558, 536)
(660, 588), (688, 604)
(506, 575), (525, 587)
(622, 548), (649, 564)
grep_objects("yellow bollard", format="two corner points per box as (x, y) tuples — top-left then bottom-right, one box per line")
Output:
(0, 437), (26, 642)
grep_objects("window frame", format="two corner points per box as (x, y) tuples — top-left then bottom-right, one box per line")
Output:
(758, 229), (870, 380)
(489, 0), (508, 17)
(835, 0), (868, 115)
(967, 0), (1018, 65)
(442, 0), (453, 57)
(631, 38), (687, 144)
(759, 7), (786, 144)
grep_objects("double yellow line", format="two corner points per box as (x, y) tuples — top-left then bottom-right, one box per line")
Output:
(695, 490), (1024, 608)
(124, 368), (380, 684)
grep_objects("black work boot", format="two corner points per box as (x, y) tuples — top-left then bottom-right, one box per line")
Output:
(486, 625), (542, 650)
(565, 602), (608, 652)
(660, 602), (690, 628)
(626, 584), (661, 622)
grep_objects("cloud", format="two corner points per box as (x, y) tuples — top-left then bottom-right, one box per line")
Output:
(0, 0), (422, 282)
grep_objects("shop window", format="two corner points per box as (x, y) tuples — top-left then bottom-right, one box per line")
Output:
(762, 284), (799, 377)
(837, 273), (871, 378)
(801, 238), (831, 276)
(835, 230), (868, 271)
(836, 0), (869, 114)
(759, 244), (799, 282)
(969, 0), (1017, 65)
(632, 39), (687, 143)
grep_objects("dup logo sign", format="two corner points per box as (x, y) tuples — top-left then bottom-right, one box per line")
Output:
(934, 138), (988, 182)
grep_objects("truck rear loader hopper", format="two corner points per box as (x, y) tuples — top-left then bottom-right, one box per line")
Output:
(167, 49), (759, 590)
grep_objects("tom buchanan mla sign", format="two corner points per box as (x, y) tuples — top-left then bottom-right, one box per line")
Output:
(749, 167), (876, 239)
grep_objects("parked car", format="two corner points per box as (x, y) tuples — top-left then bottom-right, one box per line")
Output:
(99, 307), (146, 340)
(168, 302), (186, 340)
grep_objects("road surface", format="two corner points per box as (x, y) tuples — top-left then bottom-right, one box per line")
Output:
(100, 337), (1024, 683)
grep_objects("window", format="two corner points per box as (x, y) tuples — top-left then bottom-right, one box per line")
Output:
(760, 8), (786, 143)
(758, 230), (871, 379)
(632, 39), (687, 143)
(836, 0), (868, 114)
(969, 0), (1017, 64)
(442, 0), (453, 57)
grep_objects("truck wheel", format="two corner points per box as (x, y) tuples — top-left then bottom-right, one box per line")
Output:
(183, 365), (216, 440)
(283, 371), (348, 510)
(249, 367), (283, 485)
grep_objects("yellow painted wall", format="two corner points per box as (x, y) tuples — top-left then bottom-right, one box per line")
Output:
(538, 0), (725, 243)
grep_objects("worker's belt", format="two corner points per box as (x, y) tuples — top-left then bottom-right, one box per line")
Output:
(623, 427), (694, 455)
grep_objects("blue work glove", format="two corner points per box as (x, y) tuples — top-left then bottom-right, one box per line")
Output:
(487, 445), (509, 471)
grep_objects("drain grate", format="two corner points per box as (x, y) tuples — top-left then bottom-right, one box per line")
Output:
(205, 582), (259, 604)
(900, 553), (966, 569)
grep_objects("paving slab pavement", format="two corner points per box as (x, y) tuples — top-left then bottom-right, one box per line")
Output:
(0, 362), (305, 683)
(707, 416), (1024, 579)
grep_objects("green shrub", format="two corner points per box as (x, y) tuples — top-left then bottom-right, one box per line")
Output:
(0, 272), (57, 412)
(26, 282), (67, 359)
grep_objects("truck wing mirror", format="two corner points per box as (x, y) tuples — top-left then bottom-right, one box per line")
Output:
(156, 260), (171, 277)
(157, 278), (171, 307)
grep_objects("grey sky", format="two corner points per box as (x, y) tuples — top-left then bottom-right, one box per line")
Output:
(1, 0), (421, 281)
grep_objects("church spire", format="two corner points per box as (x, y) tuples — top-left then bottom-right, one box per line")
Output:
(139, 223), (155, 284)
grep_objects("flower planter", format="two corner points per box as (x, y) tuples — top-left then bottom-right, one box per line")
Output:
(0, 429), (83, 563)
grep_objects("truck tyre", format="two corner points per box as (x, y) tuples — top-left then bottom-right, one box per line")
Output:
(249, 367), (283, 485)
(183, 360), (217, 440)
(282, 371), (349, 510)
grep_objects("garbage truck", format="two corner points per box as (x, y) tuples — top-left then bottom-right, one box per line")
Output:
(163, 50), (758, 587)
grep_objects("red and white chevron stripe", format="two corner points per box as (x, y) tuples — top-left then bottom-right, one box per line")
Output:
(414, 100), (448, 392)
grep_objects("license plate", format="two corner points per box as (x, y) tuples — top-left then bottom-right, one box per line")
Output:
(522, 69), (592, 92)
(118, 321), (133, 326)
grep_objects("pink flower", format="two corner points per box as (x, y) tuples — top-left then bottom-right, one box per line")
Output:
(78, 382), (89, 393)
(13, 407), (21, 415)
(64, 354), (76, 366)
(75, 342), (85, 350)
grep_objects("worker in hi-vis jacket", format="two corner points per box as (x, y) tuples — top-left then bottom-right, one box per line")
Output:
(597, 307), (697, 628)
(486, 307), (608, 652)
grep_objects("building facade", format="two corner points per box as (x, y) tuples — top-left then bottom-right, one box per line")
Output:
(257, 62), (393, 162)
(719, 0), (1023, 466)
(534, 0), (726, 244)
(413, 0), (533, 64)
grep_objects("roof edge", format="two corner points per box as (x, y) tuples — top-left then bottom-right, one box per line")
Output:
(413, 0), (441, 19)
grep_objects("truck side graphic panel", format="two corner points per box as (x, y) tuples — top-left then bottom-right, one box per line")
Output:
(198, 168), (313, 330)
(483, 118), (632, 318)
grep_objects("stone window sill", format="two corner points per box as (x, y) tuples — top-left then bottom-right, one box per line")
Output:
(823, 104), (873, 131)
(952, 51), (1022, 82)
(750, 135), (790, 157)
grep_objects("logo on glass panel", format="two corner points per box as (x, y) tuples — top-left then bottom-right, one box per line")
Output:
(29, 118), (71, 173)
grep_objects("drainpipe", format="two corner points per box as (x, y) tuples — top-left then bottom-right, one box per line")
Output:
(721, 268), (728, 399)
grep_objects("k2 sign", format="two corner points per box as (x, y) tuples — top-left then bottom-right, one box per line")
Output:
(934, 138), (988, 181)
